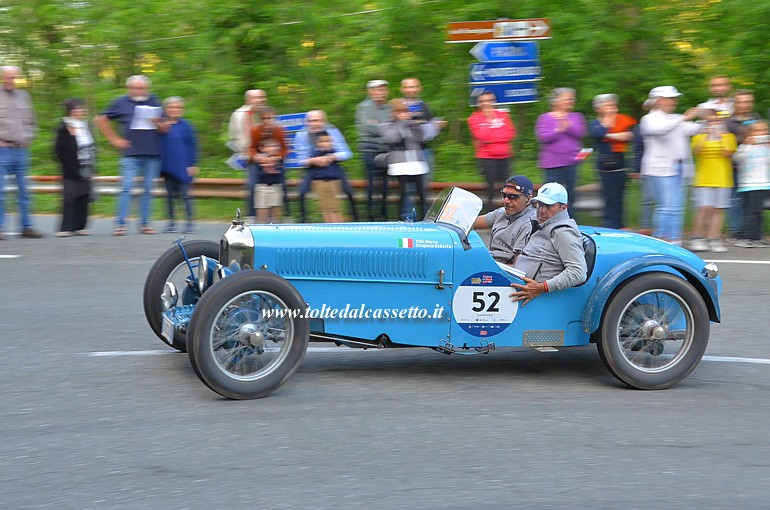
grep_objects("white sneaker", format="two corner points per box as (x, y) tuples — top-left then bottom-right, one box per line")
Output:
(734, 239), (754, 248)
(710, 239), (728, 253)
(689, 238), (709, 252)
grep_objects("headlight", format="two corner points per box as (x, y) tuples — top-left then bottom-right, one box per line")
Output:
(161, 282), (178, 310)
(703, 262), (719, 279)
(198, 256), (214, 294)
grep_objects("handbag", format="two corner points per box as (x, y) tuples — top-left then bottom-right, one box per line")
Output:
(597, 152), (624, 171)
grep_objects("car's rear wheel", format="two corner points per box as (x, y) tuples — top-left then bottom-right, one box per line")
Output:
(597, 272), (709, 390)
(187, 271), (309, 399)
(143, 240), (220, 352)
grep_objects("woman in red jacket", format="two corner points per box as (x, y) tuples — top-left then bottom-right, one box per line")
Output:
(468, 91), (517, 209)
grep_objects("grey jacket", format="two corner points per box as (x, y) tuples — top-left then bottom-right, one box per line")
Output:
(514, 209), (587, 291)
(0, 88), (37, 145)
(355, 98), (392, 152)
(484, 205), (537, 263)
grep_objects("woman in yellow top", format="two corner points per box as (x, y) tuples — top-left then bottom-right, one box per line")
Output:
(689, 109), (737, 252)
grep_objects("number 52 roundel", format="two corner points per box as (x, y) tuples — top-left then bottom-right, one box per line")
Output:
(452, 272), (519, 338)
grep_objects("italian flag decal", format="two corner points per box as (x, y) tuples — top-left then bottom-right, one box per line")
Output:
(398, 238), (414, 248)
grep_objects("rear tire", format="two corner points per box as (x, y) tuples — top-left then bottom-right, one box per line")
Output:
(597, 272), (709, 390)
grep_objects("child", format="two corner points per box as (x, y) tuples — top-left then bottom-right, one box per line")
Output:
(253, 137), (284, 223)
(159, 97), (198, 234)
(689, 109), (737, 252)
(308, 131), (346, 223)
(733, 120), (770, 247)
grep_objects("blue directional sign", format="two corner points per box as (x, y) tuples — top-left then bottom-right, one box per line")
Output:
(469, 41), (539, 62)
(470, 82), (538, 106)
(277, 112), (307, 168)
(469, 61), (541, 84)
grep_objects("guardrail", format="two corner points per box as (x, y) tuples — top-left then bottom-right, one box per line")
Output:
(6, 174), (606, 214)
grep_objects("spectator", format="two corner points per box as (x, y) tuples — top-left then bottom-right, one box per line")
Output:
(307, 131), (346, 223)
(732, 121), (770, 248)
(725, 89), (762, 241)
(699, 76), (733, 116)
(228, 89), (267, 218)
(382, 98), (441, 221)
(468, 91), (516, 210)
(634, 98), (657, 236)
(53, 98), (95, 237)
(95, 74), (162, 236)
(535, 87), (586, 218)
(510, 182), (588, 305)
(248, 106), (288, 222)
(640, 86), (702, 245)
(0, 65), (43, 239)
(399, 77), (447, 218)
(355, 79), (392, 221)
(294, 110), (357, 222)
(158, 97), (198, 234)
(252, 137), (285, 224)
(472, 175), (536, 264)
(588, 94), (637, 229)
(688, 109), (737, 252)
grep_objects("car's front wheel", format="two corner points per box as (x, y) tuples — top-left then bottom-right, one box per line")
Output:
(143, 240), (220, 352)
(186, 271), (309, 399)
(597, 272), (710, 390)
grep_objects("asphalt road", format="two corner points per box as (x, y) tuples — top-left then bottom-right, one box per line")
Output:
(2, 215), (770, 509)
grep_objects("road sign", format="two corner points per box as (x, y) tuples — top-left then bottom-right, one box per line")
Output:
(469, 82), (538, 106)
(469, 61), (541, 84)
(446, 18), (551, 43)
(276, 112), (307, 168)
(470, 41), (539, 62)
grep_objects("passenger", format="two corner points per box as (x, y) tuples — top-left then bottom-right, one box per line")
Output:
(472, 175), (536, 265)
(510, 182), (587, 305)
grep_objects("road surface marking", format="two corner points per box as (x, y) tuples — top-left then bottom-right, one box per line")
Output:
(86, 349), (770, 364)
(705, 259), (770, 265)
(0, 255), (20, 259)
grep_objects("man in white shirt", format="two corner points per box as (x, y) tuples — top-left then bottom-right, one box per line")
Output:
(640, 86), (702, 245)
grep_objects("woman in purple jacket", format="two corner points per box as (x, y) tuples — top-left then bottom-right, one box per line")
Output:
(535, 87), (586, 217)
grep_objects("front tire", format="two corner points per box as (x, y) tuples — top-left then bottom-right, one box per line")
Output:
(597, 272), (710, 390)
(186, 271), (309, 399)
(143, 240), (220, 351)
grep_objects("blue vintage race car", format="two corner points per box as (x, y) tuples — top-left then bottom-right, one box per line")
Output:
(143, 188), (721, 399)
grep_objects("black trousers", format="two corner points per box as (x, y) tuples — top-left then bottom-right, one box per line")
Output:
(60, 193), (89, 232)
(397, 175), (426, 221)
(742, 189), (766, 241)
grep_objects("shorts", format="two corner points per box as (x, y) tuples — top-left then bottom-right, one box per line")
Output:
(692, 186), (731, 209)
(254, 183), (283, 209)
(312, 180), (342, 214)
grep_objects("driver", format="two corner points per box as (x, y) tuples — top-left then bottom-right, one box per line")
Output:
(510, 182), (587, 305)
(472, 175), (536, 265)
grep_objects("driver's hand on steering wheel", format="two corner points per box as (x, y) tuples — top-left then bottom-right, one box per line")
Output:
(510, 277), (546, 307)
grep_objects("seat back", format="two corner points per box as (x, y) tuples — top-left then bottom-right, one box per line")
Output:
(582, 234), (597, 282)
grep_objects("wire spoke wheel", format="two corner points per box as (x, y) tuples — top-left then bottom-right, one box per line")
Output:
(598, 273), (709, 390)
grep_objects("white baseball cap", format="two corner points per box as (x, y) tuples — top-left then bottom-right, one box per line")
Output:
(367, 79), (389, 88)
(648, 86), (682, 99)
(532, 182), (568, 205)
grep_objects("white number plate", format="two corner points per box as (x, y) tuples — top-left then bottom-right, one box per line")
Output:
(161, 314), (174, 344)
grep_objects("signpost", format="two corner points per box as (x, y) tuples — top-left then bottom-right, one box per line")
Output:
(469, 61), (541, 84)
(469, 82), (539, 106)
(448, 19), (548, 107)
(469, 41), (539, 62)
(446, 18), (551, 43)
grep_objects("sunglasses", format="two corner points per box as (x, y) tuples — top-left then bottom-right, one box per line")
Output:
(500, 191), (524, 201)
(533, 201), (559, 209)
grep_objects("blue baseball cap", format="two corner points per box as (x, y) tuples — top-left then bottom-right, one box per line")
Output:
(532, 182), (568, 205)
(504, 175), (534, 197)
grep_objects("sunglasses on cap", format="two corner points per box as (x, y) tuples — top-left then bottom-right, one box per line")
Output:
(502, 181), (528, 194)
(500, 191), (524, 201)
